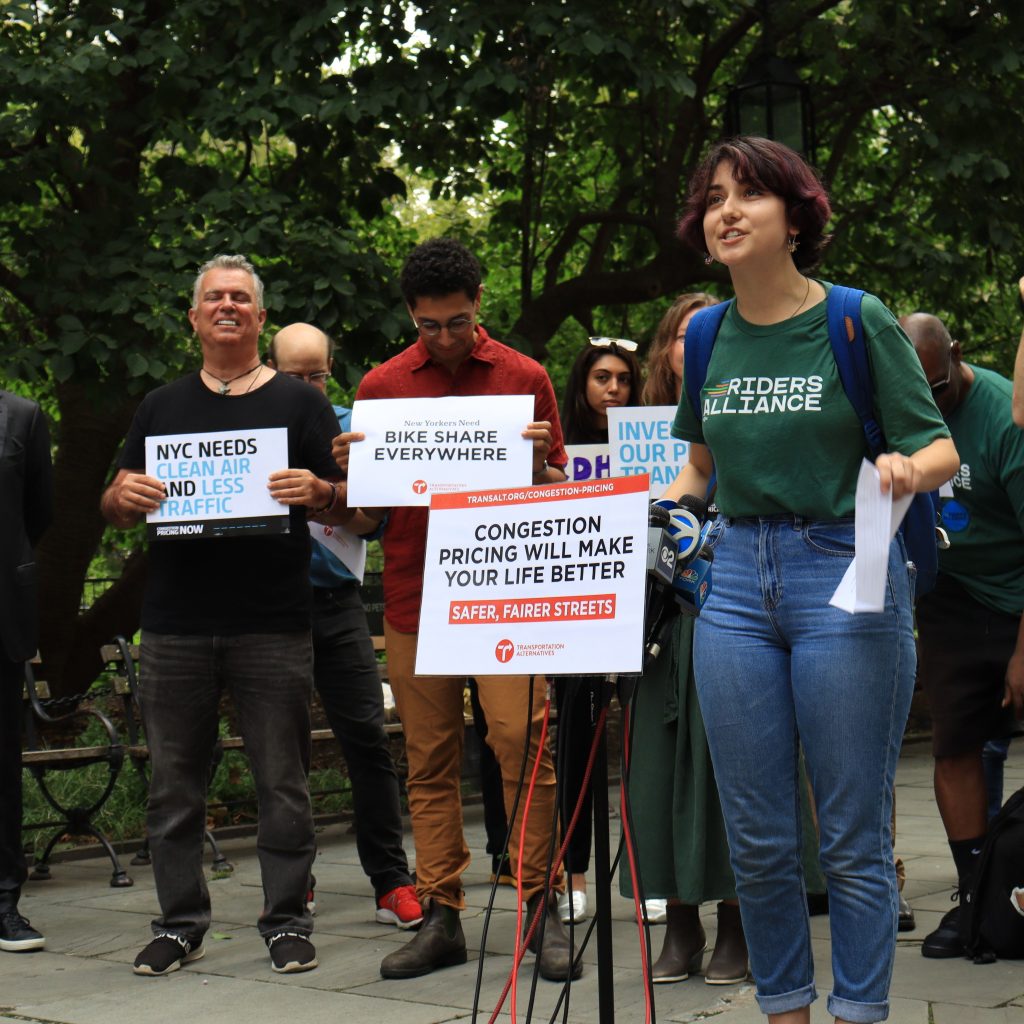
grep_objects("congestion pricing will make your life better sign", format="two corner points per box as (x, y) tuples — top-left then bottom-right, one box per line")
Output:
(415, 474), (650, 676)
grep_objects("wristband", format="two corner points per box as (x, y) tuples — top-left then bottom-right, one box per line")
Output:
(311, 481), (338, 516)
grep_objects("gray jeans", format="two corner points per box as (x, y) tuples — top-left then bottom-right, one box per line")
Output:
(139, 631), (315, 944)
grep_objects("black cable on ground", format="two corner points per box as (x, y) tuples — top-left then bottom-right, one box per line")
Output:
(471, 673), (536, 1024)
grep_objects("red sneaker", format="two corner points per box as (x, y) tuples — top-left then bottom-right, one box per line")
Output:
(376, 884), (423, 930)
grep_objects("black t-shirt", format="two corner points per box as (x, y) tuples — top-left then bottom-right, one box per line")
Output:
(120, 372), (339, 634)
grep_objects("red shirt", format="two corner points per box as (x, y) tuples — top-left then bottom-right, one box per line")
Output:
(356, 327), (568, 633)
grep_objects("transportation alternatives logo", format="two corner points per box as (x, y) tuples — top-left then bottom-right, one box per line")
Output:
(494, 639), (515, 663)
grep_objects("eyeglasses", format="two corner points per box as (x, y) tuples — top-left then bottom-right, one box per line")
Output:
(283, 371), (331, 384)
(589, 336), (638, 353)
(929, 349), (955, 396)
(415, 315), (475, 339)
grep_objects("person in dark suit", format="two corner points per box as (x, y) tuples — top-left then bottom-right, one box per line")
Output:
(0, 389), (53, 952)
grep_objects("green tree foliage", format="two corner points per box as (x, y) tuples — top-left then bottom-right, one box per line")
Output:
(3, 0), (1023, 695)
(372, 0), (1024, 364)
(0, 0), (414, 695)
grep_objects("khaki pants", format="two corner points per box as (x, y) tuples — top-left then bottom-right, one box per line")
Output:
(385, 624), (563, 909)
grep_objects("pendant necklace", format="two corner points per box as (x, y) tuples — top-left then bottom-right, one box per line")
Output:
(202, 362), (262, 396)
(789, 277), (812, 319)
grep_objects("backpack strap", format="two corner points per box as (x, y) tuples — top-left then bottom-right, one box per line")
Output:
(825, 285), (884, 458)
(683, 300), (733, 422)
(682, 300), (731, 505)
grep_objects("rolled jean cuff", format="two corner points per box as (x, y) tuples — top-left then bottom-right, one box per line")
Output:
(827, 993), (889, 1023)
(755, 982), (817, 1016)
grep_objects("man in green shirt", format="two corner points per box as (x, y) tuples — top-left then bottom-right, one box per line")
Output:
(903, 312), (1024, 959)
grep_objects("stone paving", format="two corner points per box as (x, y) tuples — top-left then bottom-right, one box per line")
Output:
(2, 740), (1022, 1024)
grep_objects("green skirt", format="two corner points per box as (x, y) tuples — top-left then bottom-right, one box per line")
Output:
(620, 616), (825, 903)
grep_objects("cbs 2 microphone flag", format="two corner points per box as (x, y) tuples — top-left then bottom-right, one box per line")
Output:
(415, 475), (649, 676)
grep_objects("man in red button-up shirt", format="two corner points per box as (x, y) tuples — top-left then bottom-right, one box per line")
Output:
(334, 239), (580, 982)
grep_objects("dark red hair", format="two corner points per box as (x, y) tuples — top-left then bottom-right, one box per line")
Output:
(678, 136), (832, 271)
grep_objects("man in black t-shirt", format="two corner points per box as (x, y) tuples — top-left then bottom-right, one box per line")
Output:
(102, 255), (345, 978)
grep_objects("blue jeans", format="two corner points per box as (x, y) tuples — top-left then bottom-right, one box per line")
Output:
(139, 631), (316, 944)
(693, 518), (915, 1023)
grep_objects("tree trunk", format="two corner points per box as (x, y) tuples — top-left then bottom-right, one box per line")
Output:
(510, 247), (727, 357)
(35, 381), (141, 700)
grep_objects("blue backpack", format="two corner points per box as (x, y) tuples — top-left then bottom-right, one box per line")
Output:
(683, 284), (939, 597)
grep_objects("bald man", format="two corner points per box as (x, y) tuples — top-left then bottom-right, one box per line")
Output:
(901, 312), (1024, 958)
(266, 324), (421, 931)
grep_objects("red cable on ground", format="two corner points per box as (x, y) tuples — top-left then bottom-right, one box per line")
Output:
(621, 702), (654, 1024)
(489, 699), (610, 1024)
(509, 692), (551, 1024)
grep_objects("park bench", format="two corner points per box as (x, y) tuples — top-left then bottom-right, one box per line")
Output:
(21, 658), (133, 887)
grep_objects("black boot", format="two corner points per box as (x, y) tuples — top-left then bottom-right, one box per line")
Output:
(651, 902), (706, 983)
(379, 898), (467, 978)
(921, 887), (965, 959)
(705, 902), (748, 984)
(524, 891), (583, 981)
(898, 893), (916, 932)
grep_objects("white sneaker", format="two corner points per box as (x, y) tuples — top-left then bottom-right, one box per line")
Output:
(557, 889), (589, 923)
(642, 898), (668, 924)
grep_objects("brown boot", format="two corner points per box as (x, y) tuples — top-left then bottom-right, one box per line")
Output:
(651, 902), (706, 983)
(524, 891), (583, 981)
(705, 901), (748, 985)
(379, 898), (467, 979)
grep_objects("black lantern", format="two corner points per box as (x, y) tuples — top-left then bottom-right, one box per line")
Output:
(724, 53), (816, 163)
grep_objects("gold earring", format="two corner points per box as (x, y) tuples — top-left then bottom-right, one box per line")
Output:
(787, 236), (799, 254)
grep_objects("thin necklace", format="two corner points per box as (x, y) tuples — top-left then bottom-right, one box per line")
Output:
(202, 362), (261, 396)
(789, 277), (811, 320)
(243, 366), (263, 394)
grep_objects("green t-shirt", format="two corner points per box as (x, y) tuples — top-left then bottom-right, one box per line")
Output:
(671, 284), (949, 519)
(938, 365), (1024, 616)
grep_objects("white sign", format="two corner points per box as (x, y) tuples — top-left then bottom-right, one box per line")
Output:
(145, 427), (289, 539)
(415, 476), (649, 675)
(347, 395), (534, 507)
(564, 444), (610, 482)
(608, 406), (689, 496)
(829, 459), (913, 614)
(309, 522), (367, 583)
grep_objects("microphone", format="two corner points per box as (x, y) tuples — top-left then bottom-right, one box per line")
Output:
(644, 501), (680, 666)
(643, 495), (713, 666)
(671, 555), (712, 616)
(646, 501), (678, 585)
(663, 494), (707, 565)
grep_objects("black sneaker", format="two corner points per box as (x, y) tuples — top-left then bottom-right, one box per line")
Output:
(133, 933), (205, 976)
(266, 932), (318, 974)
(921, 894), (964, 958)
(0, 912), (45, 952)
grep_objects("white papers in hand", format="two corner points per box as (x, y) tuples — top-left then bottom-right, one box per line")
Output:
(829, 459), (913, 614)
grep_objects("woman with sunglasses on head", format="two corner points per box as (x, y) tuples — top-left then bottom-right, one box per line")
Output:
(664, 137), (958, 1024)
(553, 337), (642, 924)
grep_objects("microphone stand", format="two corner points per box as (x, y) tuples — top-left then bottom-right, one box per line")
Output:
(590, 676), (615, 1024)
